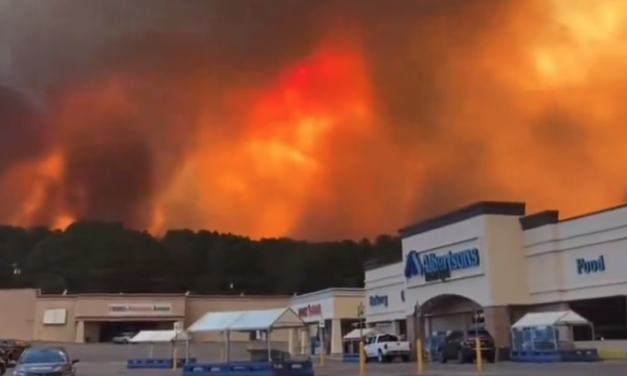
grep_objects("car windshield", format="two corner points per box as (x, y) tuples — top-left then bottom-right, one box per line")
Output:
(378, 334), (399, 342)
(20, 349), (68, 364)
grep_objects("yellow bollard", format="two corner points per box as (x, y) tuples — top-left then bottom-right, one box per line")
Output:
(416, 339), (423, 375)
(358, 341), (365, 376)
(172, 346), (178, 371)
(320, 345), (325, 367)
(475, 337), (483, 372)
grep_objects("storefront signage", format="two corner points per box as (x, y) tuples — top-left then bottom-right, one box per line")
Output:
(404, 248), (481, 280)
(369, 295), (388, 307)
(576, 255), (606, 275)
(108, 303), (172, 314)
(297, 304), (322, 317)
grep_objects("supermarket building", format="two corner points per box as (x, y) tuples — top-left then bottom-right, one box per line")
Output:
(0, 288), (363, 352)
(363, 201), (627, 351)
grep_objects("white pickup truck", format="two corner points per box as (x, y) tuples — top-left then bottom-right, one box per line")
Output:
(364, 333), (411, 363)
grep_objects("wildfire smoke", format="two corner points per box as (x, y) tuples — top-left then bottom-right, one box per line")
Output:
(0, 0), (625, 239)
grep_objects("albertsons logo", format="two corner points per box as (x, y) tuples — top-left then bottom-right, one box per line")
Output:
(404, 248), (480, 279)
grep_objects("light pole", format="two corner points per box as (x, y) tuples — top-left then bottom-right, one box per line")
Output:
(414, 301), (423, 374)
(358, 302), (365, 376)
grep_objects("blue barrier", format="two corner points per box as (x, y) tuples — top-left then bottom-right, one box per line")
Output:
(274, 361), (314, 376)
(127, 357), (197, 369)
(342, 353), (360, 363)
(181, 360), (314, 376)
(511, 349), (600, 363)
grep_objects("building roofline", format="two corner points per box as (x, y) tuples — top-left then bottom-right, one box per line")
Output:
(363, 259), (400, 272)
(519, 210), (559, 230)
(399, 201), (526, 238)
(36, 292), (292, 299)
(292, 287), (363, 300)
(519, 202), (627, 230)
(559, 202), (627, 224)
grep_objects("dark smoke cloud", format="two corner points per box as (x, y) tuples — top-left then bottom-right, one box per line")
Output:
(0, 87), (48, 172)
(62, 120), (155, 227)
(0, 0), (617, 238)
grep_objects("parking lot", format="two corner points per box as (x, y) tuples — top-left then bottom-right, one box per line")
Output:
(29, 343), (627, 376)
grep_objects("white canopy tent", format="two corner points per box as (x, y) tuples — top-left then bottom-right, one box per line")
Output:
(511, 310), (594, 352)
(186, 308), (305, 362)
(512, 310), (590, 328)
(188, 308), (304, 333)
(130, 330), (189, 343)
(130, 330), (188, 358)
(343, 327), (380, 340)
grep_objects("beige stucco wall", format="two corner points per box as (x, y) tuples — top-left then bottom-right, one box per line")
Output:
(484, 215), (530, 306)
(0, 289), (37, 341)
(34, 297), (77, 342)
(75, 295), (187, 319)
(0, 290), (291, 343)
(332, 295), (362, 319)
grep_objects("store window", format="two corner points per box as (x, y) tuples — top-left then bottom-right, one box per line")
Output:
(570, 296), (626, 340)
(470, 310), (485, 329)
(397, 319), (407, 337)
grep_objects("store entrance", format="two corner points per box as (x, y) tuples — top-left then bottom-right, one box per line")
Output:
(86, 320), (176, 343)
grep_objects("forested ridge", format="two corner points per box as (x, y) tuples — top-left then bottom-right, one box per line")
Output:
(0, 221), (401, 295)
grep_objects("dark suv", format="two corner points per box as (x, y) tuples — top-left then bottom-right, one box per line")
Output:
(439, 329), (495, 363)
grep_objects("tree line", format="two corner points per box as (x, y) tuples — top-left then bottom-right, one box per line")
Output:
(0, 221), (402, 295)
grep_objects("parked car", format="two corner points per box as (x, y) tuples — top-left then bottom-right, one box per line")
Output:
(364, 333), (411, 363)
(13, 347), (79, 376)
(0, 340), (30, 366)
(439, 329), (495, 363)
(0, 350), (6, 376)
(112, 332), (136, 344)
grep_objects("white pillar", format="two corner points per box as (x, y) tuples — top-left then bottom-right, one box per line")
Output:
(288, 328), (297, 355)
(300, 327), (307, 355)
(74, 320), (85, 343)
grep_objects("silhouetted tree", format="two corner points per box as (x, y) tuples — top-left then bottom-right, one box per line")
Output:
(0, 221), (402, 294)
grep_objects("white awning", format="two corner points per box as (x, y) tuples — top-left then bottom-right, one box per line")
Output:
(187, 308), (304, 333)
(512, 310), (590, 329)
(130, 330), (188, 343)
(343, 327), (380, 340)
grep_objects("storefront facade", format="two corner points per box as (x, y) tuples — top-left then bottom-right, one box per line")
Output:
(289, 288), (363, 355)
(363, 201), (627, 350)
(401, 201), (528, 348)
(0, 290), (291, 343)
(364, 263), (406, 336)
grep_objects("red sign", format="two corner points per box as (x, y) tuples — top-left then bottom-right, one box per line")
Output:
(298, 304), (322, 317)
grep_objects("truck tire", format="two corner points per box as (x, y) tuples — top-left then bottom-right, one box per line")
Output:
(377, 350), (385, 363)
(401, 354), (410, 362)
(457, 350), (465, 364)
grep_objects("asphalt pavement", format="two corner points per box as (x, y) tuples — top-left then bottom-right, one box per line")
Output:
(71, 359), (627, 376)
(25, 343), (627, 376)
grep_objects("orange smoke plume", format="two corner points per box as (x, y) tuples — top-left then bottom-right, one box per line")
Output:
(0, 0), (625, 239)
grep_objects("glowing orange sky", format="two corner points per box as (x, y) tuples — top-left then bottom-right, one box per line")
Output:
(0, 0), (625, 239)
